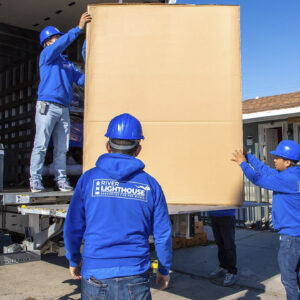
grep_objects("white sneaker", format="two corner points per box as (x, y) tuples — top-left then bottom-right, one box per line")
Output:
(30, 180), (45, 193)
(56, 180), (73, 192)
(209, 267), (226, 279)
(223, 272), (238, 286)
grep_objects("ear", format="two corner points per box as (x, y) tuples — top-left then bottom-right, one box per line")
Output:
(134, 144), (142, 157)
(45, 39), (52, 47)
(106, 141), (112, 153)
(286, 160), (292, 168)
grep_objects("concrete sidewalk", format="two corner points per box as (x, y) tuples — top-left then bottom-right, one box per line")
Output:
(168, 226), (284, 299)
(0, 227), (286, 300)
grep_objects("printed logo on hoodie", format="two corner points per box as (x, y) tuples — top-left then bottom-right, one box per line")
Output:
(92, 179), (150, 202)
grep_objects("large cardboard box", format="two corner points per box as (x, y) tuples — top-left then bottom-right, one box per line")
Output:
(84, 4), (243, 206)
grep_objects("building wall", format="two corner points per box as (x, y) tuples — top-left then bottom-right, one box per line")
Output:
(243, 117), (297, 159)
(243, 123), (259, 154)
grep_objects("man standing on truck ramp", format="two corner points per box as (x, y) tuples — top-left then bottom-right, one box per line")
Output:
(29, 12), (92, 193)
(232, 140), (300, 300)
(64, 113), (172, 300)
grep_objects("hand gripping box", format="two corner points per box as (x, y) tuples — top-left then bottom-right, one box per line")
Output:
(83, 4), (243, 206)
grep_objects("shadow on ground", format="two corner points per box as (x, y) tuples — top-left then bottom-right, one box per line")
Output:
(40, 227), (283, 300)
(58, 279), (81, 300)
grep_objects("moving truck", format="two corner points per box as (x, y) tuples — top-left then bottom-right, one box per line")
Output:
(0, 4), (262, 263)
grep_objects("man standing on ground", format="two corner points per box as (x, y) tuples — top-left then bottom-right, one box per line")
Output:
(29, 12), (92, 193)
(64, 113), (172, 300)
(232, 140), (300, 300)
(208, 209), (238, 286)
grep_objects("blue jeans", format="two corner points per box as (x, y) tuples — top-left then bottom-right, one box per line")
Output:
(30, 101), (70, 182)
(278, 234), (300, 300)
(81, 273), (151, 300)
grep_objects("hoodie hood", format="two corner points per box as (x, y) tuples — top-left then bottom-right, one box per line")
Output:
(96, 153), (145, 181)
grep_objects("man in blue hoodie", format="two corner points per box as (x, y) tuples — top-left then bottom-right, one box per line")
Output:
(64, 113), (172, 300)
(232, 140), (300, 300)
(29, 12), (92, 193)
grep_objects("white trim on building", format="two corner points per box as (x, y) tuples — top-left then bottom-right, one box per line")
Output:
(243, 107), (300, 124)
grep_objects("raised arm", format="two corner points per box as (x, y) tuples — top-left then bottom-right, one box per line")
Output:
(240, 162), (295, 193)
(41, 27), (82, 64)
(246, 153), (278, 176)
(42, 12), (92, 64)
(232, 149), (277, 176)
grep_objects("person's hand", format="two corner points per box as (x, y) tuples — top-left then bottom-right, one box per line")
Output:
(69, 264), (82, 280)
(156, 271), (170, 290)
(79, 12), (92, 31)
(231, 149), (246, 165)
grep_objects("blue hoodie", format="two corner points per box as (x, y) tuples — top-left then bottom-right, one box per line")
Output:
(82, 40), (86, 61)
(240, 153), (300, 236)
(38, 26), (84, 107)
(63, 153), (172, 279)
(208, 209), (236, 217)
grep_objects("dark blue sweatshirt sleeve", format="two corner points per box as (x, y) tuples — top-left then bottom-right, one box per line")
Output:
(72, 64), (85, 87)
(246, 153), (278, 176)
(42, 26), (82, 64)
(152, 184), (172, 275)
(240, 161), (294, 193)
(82, 40), (86, 62)
(63, 175), (86, 267)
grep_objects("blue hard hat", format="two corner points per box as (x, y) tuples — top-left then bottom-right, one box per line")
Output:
(270, 140), (300, 161)
(105, 113), (144, 140)
(40, 26), (64, 46)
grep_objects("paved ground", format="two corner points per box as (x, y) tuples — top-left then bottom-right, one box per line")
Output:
(0, 226), (287, 300)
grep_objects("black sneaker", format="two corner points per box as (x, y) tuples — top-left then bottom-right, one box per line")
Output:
(223, 273), (238, 286)
(209, 267), (226, 279)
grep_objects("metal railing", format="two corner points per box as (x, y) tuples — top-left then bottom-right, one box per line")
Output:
(238, 143), (273, 229)
(198, 171), (273, 230)
(237, 176), (272, 229)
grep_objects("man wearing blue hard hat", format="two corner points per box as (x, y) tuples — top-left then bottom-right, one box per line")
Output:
(232, 140), (300, 300)
(64, 113), (172, 300)
(29, 12), (92, 193)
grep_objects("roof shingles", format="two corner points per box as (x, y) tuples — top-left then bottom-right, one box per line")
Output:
(243, 91), (300, 114)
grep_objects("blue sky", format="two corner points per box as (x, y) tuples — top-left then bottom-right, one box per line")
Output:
(176, 0), (300, 100)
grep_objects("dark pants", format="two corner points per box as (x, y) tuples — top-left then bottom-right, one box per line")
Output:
(277, 234), (300, 300)
(81, 272), (151, 300)
(210, 215), (237, 275)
